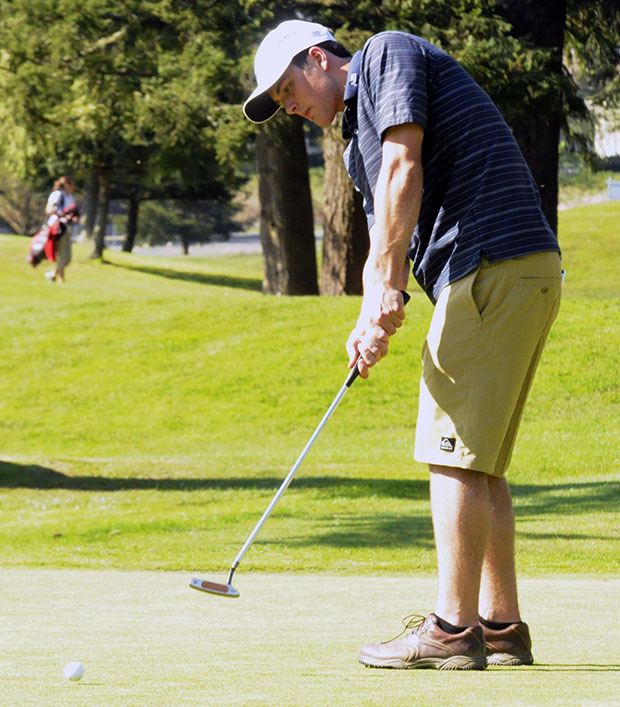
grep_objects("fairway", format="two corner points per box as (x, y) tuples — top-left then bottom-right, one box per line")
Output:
(0, 571), (618, 705)
(1, 203), (619, 704)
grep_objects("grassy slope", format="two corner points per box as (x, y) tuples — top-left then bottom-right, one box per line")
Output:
(0, 203), (618, 573)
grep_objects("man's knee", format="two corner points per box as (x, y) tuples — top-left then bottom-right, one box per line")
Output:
(429, 464), (488, 481)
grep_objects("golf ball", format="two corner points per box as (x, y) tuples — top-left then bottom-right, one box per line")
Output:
(63, 661), (84, 681)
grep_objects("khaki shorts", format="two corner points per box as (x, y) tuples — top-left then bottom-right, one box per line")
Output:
(56, 230), (72, 268)
(414, 251), (561, 477)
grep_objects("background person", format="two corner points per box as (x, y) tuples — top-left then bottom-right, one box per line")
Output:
(243, 20), (562, 671)
(45, 175), (78, 283)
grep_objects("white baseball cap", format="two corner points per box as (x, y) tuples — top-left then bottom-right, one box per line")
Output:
(243, 20), (335, 124)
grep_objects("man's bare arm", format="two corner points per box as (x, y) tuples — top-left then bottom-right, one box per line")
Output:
(347, 122), (424, 377)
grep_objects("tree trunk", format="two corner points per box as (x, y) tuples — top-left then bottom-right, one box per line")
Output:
(256, 115), (318, 295)
(122, 196), (139, 252)
(0, 181), (43, 234)
(497, 0), (567, 234)
(320, 121), (369, 295)
(83, 170), (99, 240)
(90, 172), (109, 259)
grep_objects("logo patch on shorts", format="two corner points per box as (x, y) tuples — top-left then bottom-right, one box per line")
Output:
(440, 437), (456, 452)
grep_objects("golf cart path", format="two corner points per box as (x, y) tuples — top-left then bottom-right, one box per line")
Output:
(1, 571), (618, 705)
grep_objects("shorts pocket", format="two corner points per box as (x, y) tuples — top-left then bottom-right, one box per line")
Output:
(515, 275), (562, 294)
(464, 268), (484, 323)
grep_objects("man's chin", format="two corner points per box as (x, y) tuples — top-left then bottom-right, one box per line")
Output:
(311, 114), (335, 128)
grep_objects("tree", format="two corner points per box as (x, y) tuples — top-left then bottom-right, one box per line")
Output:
(238, 3), (321, 295)
(376, 0), (618, 233)
(564, 0), (620, 165)
(493, 1), (566, 234)
(320, 122), (368, 295)
(256, 115), (318, 295)
(259, 1), (618, 242)
(91, 170), (110, 260)
(3, 0), (616, 284)
(81, 171), (100, 240)
(0, 169), (46, 235)
(123, 196), (139, 253)
(240, 4), (379, 295)
(318, 26), (374, 295)
(489, 0), (619, 232)
(0, 0), (252, 257)
(136, 199), (237, 254)
(124, 17), (253, 252)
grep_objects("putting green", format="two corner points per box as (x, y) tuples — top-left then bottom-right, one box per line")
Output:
(0, 571), (617, 704)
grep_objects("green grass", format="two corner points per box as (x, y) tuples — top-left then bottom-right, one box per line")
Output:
(0, 202), (618, 574)
(1, 571), (618, 705)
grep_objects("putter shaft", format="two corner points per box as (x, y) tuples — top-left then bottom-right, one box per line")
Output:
(194, 291), (409, 595)
(228, 371), (356, 575)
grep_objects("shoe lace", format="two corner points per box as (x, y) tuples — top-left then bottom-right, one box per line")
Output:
(381, 614), (427, 644)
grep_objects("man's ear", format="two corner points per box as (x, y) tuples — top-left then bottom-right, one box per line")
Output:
(307, 45), (328, 70)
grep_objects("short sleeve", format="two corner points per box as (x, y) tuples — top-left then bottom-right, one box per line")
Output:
(361, 33), (429, 139)
(47, 190), (62, 210)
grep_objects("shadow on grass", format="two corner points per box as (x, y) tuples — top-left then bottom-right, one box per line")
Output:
(2, 460), (618, 512)
(0, 461), (428, 499)
(518, 531), (617, 541)
(512, 481), (620, 517)
(2, 461), (619, 502)
(2, 461), (618, 552)
(103, 258), (262, 292)
(262, 514), (436, 549)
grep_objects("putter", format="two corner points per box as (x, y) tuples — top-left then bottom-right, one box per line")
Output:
(190, 292), (410, 598)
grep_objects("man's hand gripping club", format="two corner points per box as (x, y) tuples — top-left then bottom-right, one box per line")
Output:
(346, 286), (408, 379)
(346, 123), (422, 379)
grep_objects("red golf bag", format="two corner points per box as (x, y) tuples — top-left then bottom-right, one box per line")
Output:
(27, 203), (80, 267)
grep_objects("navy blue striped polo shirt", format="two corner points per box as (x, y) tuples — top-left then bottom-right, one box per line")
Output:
(342, 31), (560, 303)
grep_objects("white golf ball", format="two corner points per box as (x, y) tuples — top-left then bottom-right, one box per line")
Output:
(63, 661), (85, 681)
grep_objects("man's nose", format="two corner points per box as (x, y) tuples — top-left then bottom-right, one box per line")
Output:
(284, 99), (297, 115)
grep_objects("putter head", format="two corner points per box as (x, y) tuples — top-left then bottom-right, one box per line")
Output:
(189, 577), (240, 598)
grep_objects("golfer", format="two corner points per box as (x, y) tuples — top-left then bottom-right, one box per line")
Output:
(244, 20), (561, 670)
(45, 175), (78, 283)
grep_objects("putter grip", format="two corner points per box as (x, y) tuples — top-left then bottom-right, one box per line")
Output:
(345, 290), (411, 387)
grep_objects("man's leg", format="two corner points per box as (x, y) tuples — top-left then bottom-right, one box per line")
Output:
(430, 467), (522, 625)
(479, 476), (521, 621)
(430, 465), (490, 627)
(477, 476), (534, 665)
(359, 462), (489, 669)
